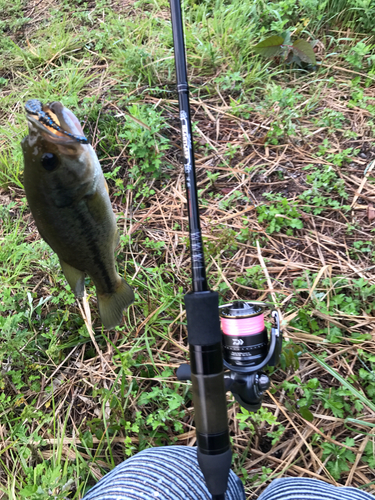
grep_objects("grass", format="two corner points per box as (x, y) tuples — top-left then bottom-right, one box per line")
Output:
(1, 0), (375, 498)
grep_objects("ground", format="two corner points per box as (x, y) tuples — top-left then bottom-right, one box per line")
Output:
(1, 0), (375, 498)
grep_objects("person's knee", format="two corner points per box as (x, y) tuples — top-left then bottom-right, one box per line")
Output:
(258, 477), (374, 500)
(258, 477), (334, 499)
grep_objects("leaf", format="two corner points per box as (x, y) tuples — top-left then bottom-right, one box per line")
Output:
(327, 460), (341, 480)
(324, 399), (344, 418)
(345, 437), (355, 447)
(82, 430), (93, 449)
(299, 406), (314, 422)
(254, 36), (284, 58)
(292, 39), (316, 65)
(290, 218), (303, 229)
(281, 30), (292, 45)
(20, 485), (38, 497)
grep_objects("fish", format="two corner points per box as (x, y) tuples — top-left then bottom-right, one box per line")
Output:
(21, 99), (134, 329)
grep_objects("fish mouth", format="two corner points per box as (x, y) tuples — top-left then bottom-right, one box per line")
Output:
(25, 100), (88, 145)
(25, 114), (80, 145)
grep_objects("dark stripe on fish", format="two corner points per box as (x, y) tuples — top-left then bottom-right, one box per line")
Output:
(75, 205), (114, 293)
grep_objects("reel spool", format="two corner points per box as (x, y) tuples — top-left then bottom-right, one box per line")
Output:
(219, 301), (268, 368)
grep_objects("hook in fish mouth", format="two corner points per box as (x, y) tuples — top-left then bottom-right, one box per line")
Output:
(25, 99), (88, 144)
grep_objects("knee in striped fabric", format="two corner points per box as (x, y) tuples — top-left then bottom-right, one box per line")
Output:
(258, 477), (374, 500)
(82, 446), (246, 500)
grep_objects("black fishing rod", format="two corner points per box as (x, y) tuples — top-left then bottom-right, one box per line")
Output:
(169, 1), (231, 499)
(169, 1), (283, 498)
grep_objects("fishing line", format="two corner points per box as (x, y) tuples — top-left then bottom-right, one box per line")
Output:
(221, 314), (265, 336)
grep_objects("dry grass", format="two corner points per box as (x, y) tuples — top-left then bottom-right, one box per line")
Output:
(1, 0), (375, 498)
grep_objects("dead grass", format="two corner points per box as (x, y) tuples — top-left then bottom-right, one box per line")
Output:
(1, 1), (375, 498)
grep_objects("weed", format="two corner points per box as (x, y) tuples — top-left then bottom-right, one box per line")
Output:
(351, 240), (374, 260)
(218, 190), (249, 210)
(326, 148), (360, 167)
(324, 0), (375, 33)
(235, 265), (267, 290)
(214, 71), (244, 91)
(138, 384), (186, 433)
(314, 109), (346, 130)
(120, 105), (170, 179)
(322, 439), (356, 480)
(299, 163), (349, 214)
(345, 41), (375, 71)
(257, 197), (303, 234)
(260, 84), (305, 143)
(235, 406), (284, 443)
(203, 227), (238, 259)
(143, 238), (166, 256)
(254, 31), (316, 67)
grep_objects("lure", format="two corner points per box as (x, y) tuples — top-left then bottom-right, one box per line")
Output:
(24, 99), (88, 144)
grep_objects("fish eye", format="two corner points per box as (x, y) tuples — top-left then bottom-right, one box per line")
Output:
(41, 153), (58, 171)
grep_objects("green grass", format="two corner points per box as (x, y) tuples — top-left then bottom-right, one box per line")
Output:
(1, 0), (375, 497)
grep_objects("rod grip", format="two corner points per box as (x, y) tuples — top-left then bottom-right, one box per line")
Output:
(197, 448), (232, 497)
(184, 291), (221, 346)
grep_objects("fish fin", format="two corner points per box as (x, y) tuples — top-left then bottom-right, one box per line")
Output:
(97, 278), (134, 329)
(60, 260), (85, 298)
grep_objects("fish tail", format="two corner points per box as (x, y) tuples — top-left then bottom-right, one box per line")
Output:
(97, 278), (135, 329)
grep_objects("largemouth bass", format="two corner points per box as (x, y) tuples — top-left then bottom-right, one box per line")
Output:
(21, 99), (134, 329)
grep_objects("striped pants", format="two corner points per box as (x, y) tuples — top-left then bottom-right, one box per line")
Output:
(83, 446), (374, 499)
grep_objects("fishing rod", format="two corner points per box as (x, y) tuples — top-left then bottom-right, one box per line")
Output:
(169, 1), (283, 498)
(169, 1), (231, 498)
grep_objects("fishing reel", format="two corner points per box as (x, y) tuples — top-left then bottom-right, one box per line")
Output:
(220, 301), (282, 411)
(177, 301), (282, 412)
